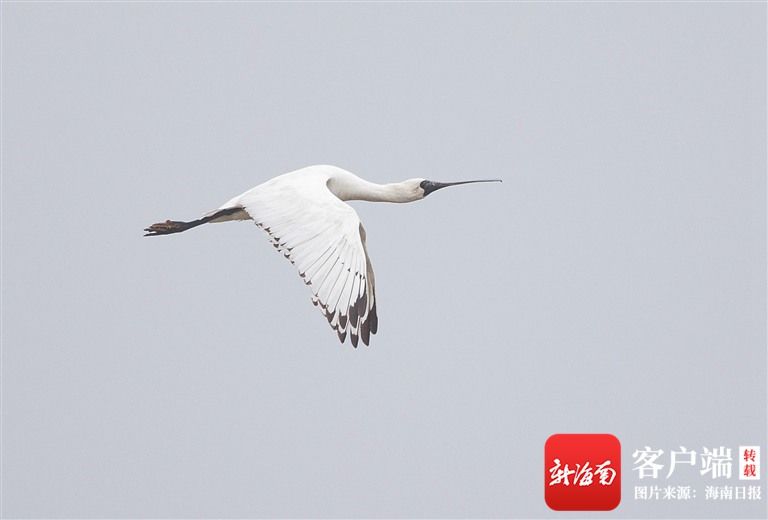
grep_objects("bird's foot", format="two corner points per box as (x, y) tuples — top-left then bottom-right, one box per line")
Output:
(144, 220), (189, 236)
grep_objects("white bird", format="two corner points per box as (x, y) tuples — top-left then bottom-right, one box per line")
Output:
(145, 165), (500, 347)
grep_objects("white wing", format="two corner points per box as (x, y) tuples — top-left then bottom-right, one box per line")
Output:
(233, 172), (378, 347)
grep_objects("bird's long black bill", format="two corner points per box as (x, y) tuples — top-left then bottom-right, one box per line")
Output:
(421, 178), (502, 197)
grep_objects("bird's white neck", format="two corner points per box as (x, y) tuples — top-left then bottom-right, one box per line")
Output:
(328, 174), (422, 203)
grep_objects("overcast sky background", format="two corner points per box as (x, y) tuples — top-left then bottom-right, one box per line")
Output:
(2, 2), (766, 518)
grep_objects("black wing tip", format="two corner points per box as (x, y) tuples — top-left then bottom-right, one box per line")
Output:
(369, 301), (378, 335)
(361, 315), (371, 346)
(338, 300), (378, 348)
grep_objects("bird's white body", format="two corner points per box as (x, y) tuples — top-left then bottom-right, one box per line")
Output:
(216, 165), (424, 211)
(145, 164), (499, 347)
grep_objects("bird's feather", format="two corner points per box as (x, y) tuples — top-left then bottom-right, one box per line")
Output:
(232, 171), (378, 347)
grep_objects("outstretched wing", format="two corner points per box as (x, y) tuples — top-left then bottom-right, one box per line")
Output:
(234, 175), (378, 347)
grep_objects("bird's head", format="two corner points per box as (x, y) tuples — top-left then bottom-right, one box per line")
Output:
(418, 178), (502, 198)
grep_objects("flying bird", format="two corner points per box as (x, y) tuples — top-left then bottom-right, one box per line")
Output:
(145, 165), (500, 347)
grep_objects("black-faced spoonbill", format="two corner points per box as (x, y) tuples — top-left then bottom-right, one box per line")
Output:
(145, 165), (500, 347)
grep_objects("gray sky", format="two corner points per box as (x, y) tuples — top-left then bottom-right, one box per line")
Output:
(2, 2), (766, 518)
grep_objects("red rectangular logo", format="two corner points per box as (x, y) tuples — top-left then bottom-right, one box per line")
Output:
(545, 433), (621, 511)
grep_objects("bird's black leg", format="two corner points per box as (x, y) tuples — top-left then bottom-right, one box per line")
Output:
(143, 207), (245, 236)
(144, 219), (205, 236)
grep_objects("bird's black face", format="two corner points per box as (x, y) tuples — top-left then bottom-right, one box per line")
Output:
(419, 178), (502, 197)
(419, 180), (442, 197)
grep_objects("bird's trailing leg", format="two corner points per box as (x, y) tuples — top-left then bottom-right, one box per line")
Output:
(144, 207), (245, 237)
(144, 219), (204, 236)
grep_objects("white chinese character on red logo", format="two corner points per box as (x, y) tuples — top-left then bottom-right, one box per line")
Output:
(596, 460), (617, 485)
(549, 458), (576, 486)
(549, 459), (616, 487)
(573, 462), (594, 486)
